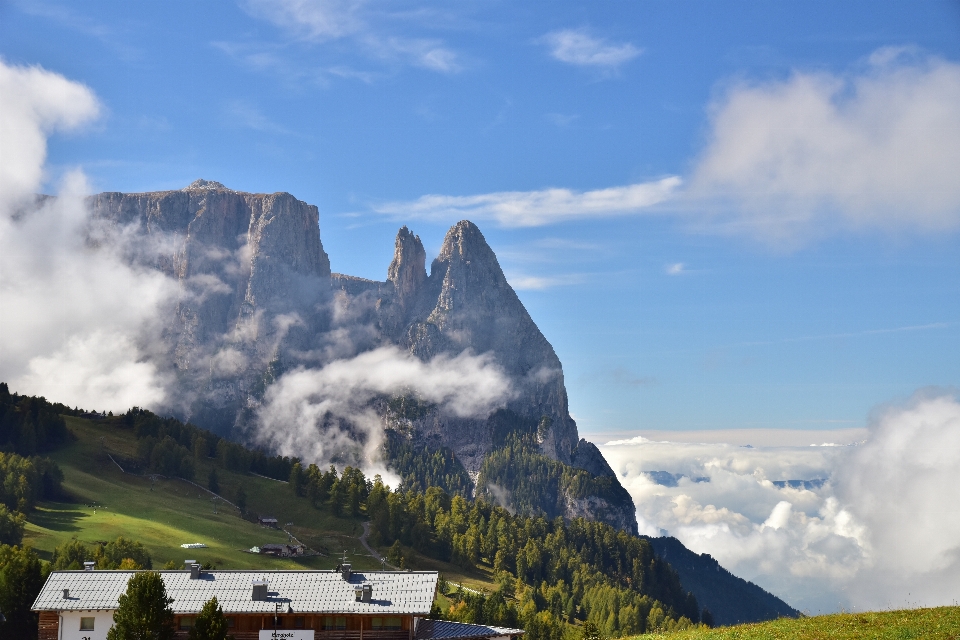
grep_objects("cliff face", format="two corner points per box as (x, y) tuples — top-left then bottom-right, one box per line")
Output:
(89, 181), (635, 532)
(89, 180), (334, 430)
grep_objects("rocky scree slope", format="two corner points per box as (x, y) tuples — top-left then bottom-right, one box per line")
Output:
(88, 180), (635, 533)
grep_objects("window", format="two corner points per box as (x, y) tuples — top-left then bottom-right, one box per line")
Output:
(372, 617), (402, 630)
(323, 616), (347, 630)
(80, 617), (95, 631)
(179, 617), (196, 630)
(295, 616), (305, 628)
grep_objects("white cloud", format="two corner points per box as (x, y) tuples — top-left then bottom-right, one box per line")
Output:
(243, 0), (364, 40)
(689, 49), (960, 243)
(598, 391), (960, 613)
(252, 346), (514, 476)
(241, 0), (461, 75)
(0, 59), (100, 210)
(0, 59), (178, 411)
(367, 35), (460, 73)
(374, 177), (681, 227)
(540, 29), (641, 68)
(506, 273), (586, 290)
(665, 262), (686, 275)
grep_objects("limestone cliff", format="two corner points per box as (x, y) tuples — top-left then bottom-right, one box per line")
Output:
(89, 180), (334, 430)
(89, 181), (636, 532)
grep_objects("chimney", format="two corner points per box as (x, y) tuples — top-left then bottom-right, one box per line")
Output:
(183, 560), (196, 569)
(362, 583), (372, 602)
(354, 585), (363, 602)
(190, 564), (201, 579)
(83, 561), (95, 571)
(341, 563), (351, 581)
(252, 580), (268, 601)
(62, 589), (69, 599)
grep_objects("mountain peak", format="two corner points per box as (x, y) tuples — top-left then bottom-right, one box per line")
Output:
(184, 179), (231, 191)
(436, 219), (497, 265)
(387, 226), (426, 303)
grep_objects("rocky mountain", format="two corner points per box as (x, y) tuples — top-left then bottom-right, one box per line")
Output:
(89, 180), (636, 533)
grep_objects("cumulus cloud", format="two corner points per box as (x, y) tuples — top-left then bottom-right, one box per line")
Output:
(540, 29), (641, 68)
(599, 391), (960, 613)
(253, 346), (514, 472)
(374, 177), (681, 227)
(689, 48), (960, 243)
(0, 59), (100, 211)
(0, 59), (178, 411)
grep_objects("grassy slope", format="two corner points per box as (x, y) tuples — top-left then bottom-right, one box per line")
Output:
(633, 607), (960, 640)
(22, 415), (497, 593)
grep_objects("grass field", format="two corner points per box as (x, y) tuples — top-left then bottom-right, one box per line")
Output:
(632, 606), (960, 639)
(22, 415), (499, 593)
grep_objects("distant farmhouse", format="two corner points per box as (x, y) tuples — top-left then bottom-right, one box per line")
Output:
(32, 562), (524, 640)
(260, 543), (305, 557)
(258, 516), (279, 528)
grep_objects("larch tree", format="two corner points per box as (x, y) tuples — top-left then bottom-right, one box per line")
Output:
(107, 571), (175, 640)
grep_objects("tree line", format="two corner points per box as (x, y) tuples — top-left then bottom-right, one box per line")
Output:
(290, 465), (704, 637)
(0, 386), (707, 638)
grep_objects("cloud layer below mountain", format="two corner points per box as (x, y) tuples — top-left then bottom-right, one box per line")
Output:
(598, 390), (960, 612)
(252, 345), (514, 481)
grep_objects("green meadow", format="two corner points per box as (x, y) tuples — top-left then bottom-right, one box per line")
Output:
(633, 606), (960, 640)
(22, 415), (496, 593)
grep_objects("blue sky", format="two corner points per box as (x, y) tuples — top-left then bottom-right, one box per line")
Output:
(3, 0), (960, 437)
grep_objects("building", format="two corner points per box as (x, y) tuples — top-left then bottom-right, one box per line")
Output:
(260, 543), (305, 557)
(258, 517), (280, 528)
(31, 563), (525, 640)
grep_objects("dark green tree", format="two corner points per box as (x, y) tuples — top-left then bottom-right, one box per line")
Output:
(51, 538), (90, 570)
(289, 462), (305, 496)
(0, 544), (47, 640)
(701, 608), (714, 628)
(235, 485), (247, 515)
(0, 505), (25, 545)
(580, 621), (604, 640)
(96, 536), (153, 570)
(208, 468), (220, 494)
(188, 596), (231, 640)
(107, 571), (175, 640)
(388, 540), (405, 569)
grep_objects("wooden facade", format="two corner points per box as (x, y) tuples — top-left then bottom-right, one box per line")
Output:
(173, 613), (414, 639)
(37, 611), (59, 640)
(38, 613), (415, 640)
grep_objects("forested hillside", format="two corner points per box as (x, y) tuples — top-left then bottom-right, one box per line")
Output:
(1, 386), (798, 639)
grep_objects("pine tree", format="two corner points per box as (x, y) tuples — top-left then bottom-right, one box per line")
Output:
(107, 572), (175, 640)
(235, 485), (247, 515)
(189, 596), (231, 640)
(0, 544), (47, 640)
(580, 621), (604, 640)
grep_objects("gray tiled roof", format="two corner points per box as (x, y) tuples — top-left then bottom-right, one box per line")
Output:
(416, 620), (524, 639)
(33, 570), (438, 615)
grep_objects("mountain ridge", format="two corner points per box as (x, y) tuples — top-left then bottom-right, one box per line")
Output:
(86, 181), (635, 533)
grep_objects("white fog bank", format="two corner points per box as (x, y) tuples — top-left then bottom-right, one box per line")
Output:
(598, 390), (960, 613)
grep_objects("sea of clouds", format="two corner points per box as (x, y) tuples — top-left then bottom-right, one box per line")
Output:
(598, 390), (960, 613)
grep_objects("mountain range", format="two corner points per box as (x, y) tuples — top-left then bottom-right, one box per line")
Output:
(89, 180), (633, 532)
